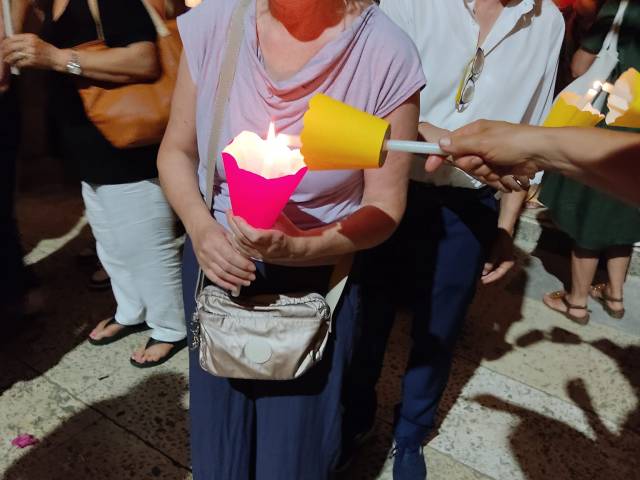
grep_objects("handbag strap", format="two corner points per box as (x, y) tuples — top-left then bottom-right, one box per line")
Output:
(601, 0), (629, 54)
(86, 0), (169, 41)
(86, 0), (105, 41)
(195, 0), (252, 299)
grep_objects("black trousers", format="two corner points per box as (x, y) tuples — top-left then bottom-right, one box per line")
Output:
(0, 84), (26, 308)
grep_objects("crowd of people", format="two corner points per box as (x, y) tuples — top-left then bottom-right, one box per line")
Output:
(1, 0), (638, 479)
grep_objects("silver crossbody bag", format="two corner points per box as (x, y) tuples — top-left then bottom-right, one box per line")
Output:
(191, 0), (351, 381)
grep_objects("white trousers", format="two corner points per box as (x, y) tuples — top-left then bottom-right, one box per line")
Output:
(82, 180), (185, 342)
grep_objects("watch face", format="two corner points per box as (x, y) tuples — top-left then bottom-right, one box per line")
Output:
(67, 63), (82, 75)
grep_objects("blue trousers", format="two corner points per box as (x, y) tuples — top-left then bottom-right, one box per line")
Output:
(344, 183), (498, 446)
(182, 238), (361, 479)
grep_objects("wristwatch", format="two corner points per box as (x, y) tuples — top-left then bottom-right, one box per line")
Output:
(65, 51), (82, 76)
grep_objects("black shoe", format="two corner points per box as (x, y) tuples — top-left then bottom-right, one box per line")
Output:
(391, 440), (427, 480)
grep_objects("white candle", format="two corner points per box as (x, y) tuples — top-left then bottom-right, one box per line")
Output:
(2, 0), (19, 75)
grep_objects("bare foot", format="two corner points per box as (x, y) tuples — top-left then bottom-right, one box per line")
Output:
(543, 292), (589, 321)
(89, 318), (125, 341)
(131, 339), (175, 365)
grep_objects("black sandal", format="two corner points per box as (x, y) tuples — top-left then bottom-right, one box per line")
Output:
(88, 317), (149, 346)
(543, 291), (590, 325)
(130, 337), (187, 369)
(590, 283), (626, 319)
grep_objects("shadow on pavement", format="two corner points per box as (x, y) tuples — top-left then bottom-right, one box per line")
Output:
(4, 372), (190, 480)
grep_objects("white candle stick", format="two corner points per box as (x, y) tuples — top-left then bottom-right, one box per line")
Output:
(287, 135), (445, 157)
(2, 0), (19, 75)
(384, 140), (445, 156)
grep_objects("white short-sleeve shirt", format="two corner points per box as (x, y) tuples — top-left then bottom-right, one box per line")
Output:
(380, 0), (565, 188)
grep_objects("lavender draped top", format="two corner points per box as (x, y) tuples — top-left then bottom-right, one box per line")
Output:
(178, 0), (425, 229)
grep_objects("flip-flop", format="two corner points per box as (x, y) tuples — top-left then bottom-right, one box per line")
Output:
(130, 337), (187, 369)
(543, 291), (590, 325)
(590, 283), (625, 319)
(88, 317), (149, 346)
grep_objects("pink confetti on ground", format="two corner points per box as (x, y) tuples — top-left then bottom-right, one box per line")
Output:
(11, 434), (39, 448)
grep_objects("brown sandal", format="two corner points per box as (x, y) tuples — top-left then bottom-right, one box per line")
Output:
(590, 283), (625, 319)
(543, 291), (590, 325)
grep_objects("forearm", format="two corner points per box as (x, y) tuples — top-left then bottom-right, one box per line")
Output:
(498, 190), (526, 235)
(292, 95), (419, 262)
(54, 44), (160, 83)
(535, 127), (640, 205)
(158, 148), (213, 237)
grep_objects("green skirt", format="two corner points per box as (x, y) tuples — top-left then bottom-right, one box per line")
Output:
(540, 172), (640, 251)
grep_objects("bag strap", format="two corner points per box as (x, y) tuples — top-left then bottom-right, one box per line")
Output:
(195, 0), (252, 299)
(86, 0), (105, 42)
(601, 0), (629, 54)
(140, 0), (171, 38)
(326, 254), (353, 322)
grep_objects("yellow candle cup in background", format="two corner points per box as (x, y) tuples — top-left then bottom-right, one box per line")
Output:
(543, 92), (604, 128)
(301, 94), (391, 170)
(606, 68), (640, 128)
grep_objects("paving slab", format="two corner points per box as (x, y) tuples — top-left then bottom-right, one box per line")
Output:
(432, 359), (640, 480)
(458, 295), (640, 433)
(0, 376), (100, 469)
(3, 418), (191, 480)
(78, 360), (190, 467)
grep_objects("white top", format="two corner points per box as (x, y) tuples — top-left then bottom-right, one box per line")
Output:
(380, 0), (565, 188)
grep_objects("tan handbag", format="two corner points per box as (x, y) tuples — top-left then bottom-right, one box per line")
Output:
(76, 0), (182, 149)
(191, 0), (352, 381)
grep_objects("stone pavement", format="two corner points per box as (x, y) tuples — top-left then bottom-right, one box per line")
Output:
(1, 185), (639, 480)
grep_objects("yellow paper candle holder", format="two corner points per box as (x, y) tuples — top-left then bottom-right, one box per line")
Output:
(606, 68), (640, 128)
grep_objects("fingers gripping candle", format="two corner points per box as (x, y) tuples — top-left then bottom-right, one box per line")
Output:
(222, 122), (307, 229)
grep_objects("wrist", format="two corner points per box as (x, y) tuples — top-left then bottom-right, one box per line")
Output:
(185, 207), (217, 240)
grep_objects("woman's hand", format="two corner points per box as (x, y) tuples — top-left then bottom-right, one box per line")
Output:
(1, 34), (65, 71)
(191, 216), (257, 295)
(226, 211), (306, 263)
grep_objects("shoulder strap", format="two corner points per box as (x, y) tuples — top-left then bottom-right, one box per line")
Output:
(195, 0), (252, 299)
(205, 0), (251, 208)
(86, 0), (105, 41)
(601, 0), (629, 54)
(140, 0), (170, 37)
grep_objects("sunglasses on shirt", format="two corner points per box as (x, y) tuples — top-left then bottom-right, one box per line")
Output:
(455, 48), (485, 113)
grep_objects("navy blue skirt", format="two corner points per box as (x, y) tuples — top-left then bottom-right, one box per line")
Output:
(182, 238), (360, 480)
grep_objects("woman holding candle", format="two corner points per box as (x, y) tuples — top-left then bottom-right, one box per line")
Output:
(539, 0), (640, 324)
(158, 0), (423, 477)
(0, 0), (187, 366)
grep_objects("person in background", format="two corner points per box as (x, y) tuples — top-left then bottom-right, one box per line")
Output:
(429, 120), (640, 207)
(1, 0), (186, 366)
(1, 0), (42, 337)
(159, 0), (423, 477)
(538, 0), (640, 324)
(342, 1), (564, 479)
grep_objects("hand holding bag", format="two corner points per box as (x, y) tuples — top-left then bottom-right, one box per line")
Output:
(76, 0), (182, 149)
(191, 0), (352, 381)
(561, 0), (629, 110)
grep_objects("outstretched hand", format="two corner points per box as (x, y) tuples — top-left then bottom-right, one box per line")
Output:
(425, 120), (541, 191)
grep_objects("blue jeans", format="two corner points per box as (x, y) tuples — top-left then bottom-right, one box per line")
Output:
(182, 238), (361, 479)
(344, 182), (498, 446)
